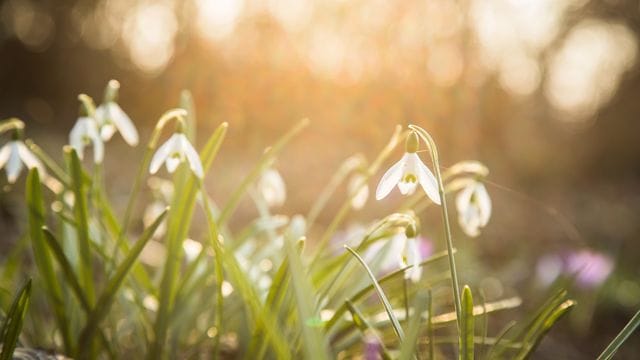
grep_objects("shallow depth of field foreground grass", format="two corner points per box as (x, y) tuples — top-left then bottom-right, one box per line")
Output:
(0, 81), (637, 360)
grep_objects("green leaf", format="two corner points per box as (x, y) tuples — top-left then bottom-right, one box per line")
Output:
(515, 299), (575, 359)
(459, 285), (475, 360)
(78, 207), (169, 358)
(597, 307), (640, 360)
(25, 169), (72, 353)
(284, 234), (330, 360)
(0, 279), (31, 360)
(202, 191), (291, 359)
(344, 245), (405, 341)
(66, 147), (95, 306)
(324, 249), (451, 332)
(399, 290), (429, 360)
(41, 228), (90, 312)
(41, 228), (115, 358)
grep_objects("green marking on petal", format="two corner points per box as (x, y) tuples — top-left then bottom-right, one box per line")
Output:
(403, 173), (417, 183)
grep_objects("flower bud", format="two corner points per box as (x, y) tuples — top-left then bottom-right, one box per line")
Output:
(104, 79), (120, 103)
(405, 131), (419, 153)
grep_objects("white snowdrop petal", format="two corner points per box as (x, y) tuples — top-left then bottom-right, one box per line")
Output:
(165, 156), (181, 173)
(180, 135), (204, 178)
(413, 154), (441, 205)
(0, 144), (12, 169)
(149, 135), (177, 174)
(456, 184), (474, 215)
(375, 158), (404, 200)
(108, 103), (139, 146)
(69, 119), (88, 159)
(476, 183), (492, 226)
(6, 143), (23, 183)
(16, 142), (44, 174)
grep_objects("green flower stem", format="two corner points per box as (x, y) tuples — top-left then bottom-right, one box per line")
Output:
(409, 125), (462, 333)
(113, 109), (187, 265)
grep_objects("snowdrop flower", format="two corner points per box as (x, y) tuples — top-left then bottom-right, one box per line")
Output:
(455, 180), (492, 237)
(149, 132), (204, 178)
(70, 116), (104, 163)
(398, 223), (426, 283)
(375, 131), (440, 204)
(0, 140), (45, 183)
(258, 168), (286, 208)
(95, 80), (139, 146)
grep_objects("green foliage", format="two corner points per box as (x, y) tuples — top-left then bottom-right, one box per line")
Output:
(0, 279), (31, 360)
(597, 308), (640, 360)
(0, 94), (577, 359)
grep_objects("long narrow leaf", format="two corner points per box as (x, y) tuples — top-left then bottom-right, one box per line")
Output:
(459, 285), (475, 360)
(345, 245), (405, 341)
(597, 308), (640, 360)
(399, 290), (428, 360)
(0, 279), (31, 360)
(66, 147), (95, 306)
(78, 207), (169, 357)
(25, 169), (72, 352)
(284, 234), (330, 360)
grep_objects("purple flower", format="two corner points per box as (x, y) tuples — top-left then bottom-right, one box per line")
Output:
(566, 250), (614, 288)
(364, 331), (382, 360)
(536, 249), (614, 289)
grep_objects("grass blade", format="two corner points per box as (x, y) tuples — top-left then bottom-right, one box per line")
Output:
(597, 308), (640, 360)
(25, 169), (72, 353)
(284, 234), (330, 360)
(202, 191), (291, 359)
(41, 228), (90, 311)
(345, 245), (405, 341)
(78, 207), (169, 358)
(399, 290), (428, 360)
(459, 285), (475, 360)
(515, 299), (575, 359)
(0, 279), (31, 360)
(66, 147), (95, 306)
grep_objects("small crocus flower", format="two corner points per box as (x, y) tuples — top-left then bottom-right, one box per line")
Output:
(566, 250), (613, 288)
(375, 131), (440, 204)
(455, 180), (492, 237)
(0, 140), (45, 183)
(149, 132), (204, 178)
(258, 168), (286, 208)
(70, 116), (104, 163)
(95, 80), (139, 146)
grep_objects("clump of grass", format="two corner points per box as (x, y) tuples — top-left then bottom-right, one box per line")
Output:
(0, 82), (634, 359)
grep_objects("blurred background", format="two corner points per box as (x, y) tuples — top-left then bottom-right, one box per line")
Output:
(1, 0), (639, 358)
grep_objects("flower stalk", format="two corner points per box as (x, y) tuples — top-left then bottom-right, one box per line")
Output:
(408, 124), (463, 333)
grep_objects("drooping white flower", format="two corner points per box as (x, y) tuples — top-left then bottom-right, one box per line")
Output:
(399, 235), (422, 283)
(348, 173), (369, 210)
(0, 140), (45, 183)
(456, 180), (492, 237)
(375, 152), (440, 204)
(95, 102), (139, 146)
(69, 116), (104, 163)
(258, 168), (286, 208)
(149, 133), (204, 178)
